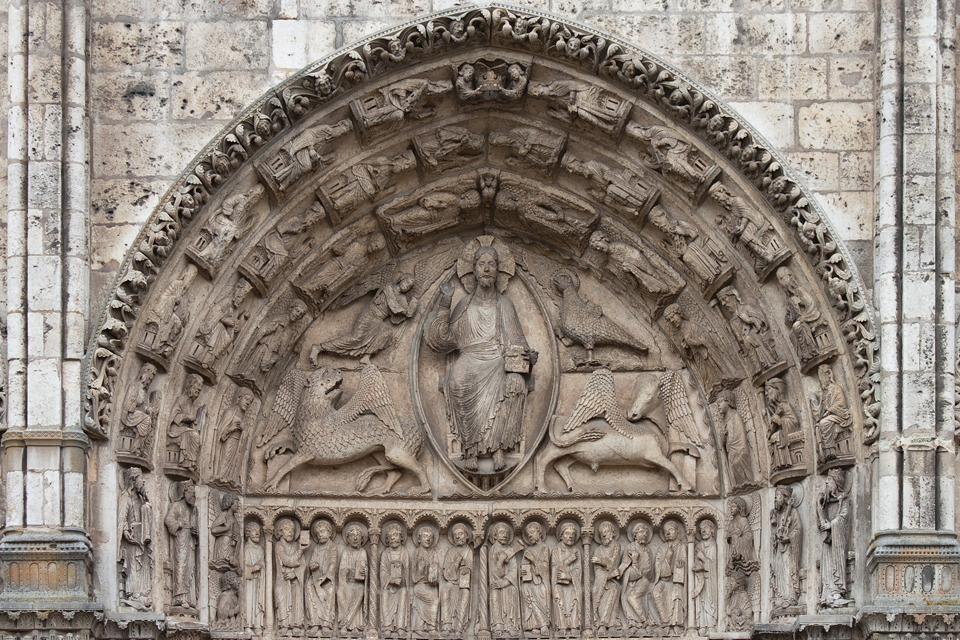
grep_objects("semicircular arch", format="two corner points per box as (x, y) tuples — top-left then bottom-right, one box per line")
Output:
(87, 5), (876, 502)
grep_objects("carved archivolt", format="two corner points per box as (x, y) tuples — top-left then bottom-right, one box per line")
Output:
(86, 4), (873, 631)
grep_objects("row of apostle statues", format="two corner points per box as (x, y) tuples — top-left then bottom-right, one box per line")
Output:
(239, 516), (726, 638)
(119, 474), (852, 633)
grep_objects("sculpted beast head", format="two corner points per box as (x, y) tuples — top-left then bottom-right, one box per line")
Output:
(307, 366), (344, 403)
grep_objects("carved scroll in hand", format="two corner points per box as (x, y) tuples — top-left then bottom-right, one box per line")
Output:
(212, 387), (256, 489)
(818, 469), (853, 609)
(256, 358), (430, 495)
(185, 184), (267, 277)
(165, 480), (199, 615)
(712, 387), (760, 491)
(535, 368), (693, 493)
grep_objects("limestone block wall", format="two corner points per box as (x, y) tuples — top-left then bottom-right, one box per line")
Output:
(87, 0), (877, 325)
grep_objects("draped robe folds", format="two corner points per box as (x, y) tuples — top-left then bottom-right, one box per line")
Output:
(164, 500), (197, 608)
(441, 545), (472, 631)
(489, 542), (522, 633)
(338, 547), (367, 631)
(593, 541), (623, 629)
(819, 493), (850, 604)
(274, 538), (305, 630)
(380, 547), (410, 632)
(521, 543), (551, 632)
(214, 405), (244, 484)
(653, 541), (685, 627)
(727, 515), (759, 574)
(244, 541), (266, 630)
(551, 544), (582, 631)
(305, 541), (338, 630)
(720, 406), (754, 487)
(412, 546), (441, 631)
(619, 542), (655, 627)
(816, 381), (852, 455)
(692, 538), (718, 629)
(427, 292), (530, 460)
(772, 505), (802, 610)
(118, 488), (152, 604)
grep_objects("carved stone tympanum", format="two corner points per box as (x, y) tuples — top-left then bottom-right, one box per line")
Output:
(94, 13), (874, 639)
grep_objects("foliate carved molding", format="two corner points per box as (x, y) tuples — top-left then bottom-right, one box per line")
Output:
(83, 4), (878, 448)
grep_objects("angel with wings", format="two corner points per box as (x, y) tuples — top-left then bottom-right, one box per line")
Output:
(312, 250), (457, 360)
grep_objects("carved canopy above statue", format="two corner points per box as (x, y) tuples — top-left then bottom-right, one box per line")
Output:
(91, 4), (880, 635)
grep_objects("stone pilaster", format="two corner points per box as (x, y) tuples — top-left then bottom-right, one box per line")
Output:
(1, 0), (98, 617)
(869, 0), (960, 607)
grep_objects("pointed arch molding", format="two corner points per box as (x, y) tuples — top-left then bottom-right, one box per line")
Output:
(84, 1), (879, 479)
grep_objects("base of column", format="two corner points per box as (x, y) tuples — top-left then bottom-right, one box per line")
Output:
(0, 529), (97, 604)
(869, 530), (960, 604)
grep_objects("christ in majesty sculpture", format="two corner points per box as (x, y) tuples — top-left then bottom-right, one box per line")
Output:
(427, 241), (536, 472)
